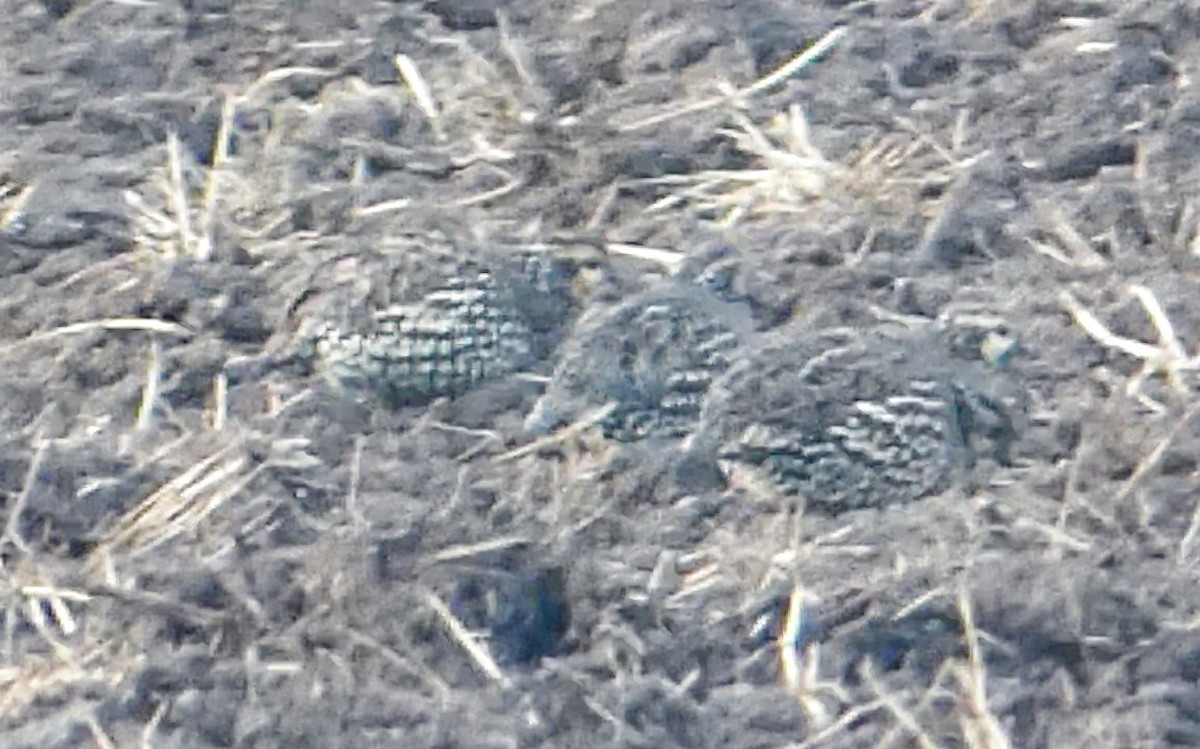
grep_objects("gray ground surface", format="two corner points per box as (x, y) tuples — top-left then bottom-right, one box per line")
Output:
(3, 1), (1200, 747)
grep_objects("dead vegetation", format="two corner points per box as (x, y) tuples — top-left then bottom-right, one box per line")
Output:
(2, 1), (1199, 747)
(5, 16), (1014, 748)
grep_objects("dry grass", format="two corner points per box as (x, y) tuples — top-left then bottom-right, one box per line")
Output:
(0, 641), (132, 724)
(637, 103), (972, 238)
(1060, 284), (1200, 405)
(112, 24), (878, 282)
(684, 476), (1018, 749)
(0, 166), (32, 235)
(0, 424), (137, 732)
(615, 26), (847, 133)
(423, 589), (510, 687)
(0, 66), (371, 734)
(0, 508), (138, 734)
(0, 337), (318, 734)
(4, 6), (1180, 746)
(84, 441), (256, 579)
(123, 72), (320, 261)
(601, 27), (967, 237)
(1055, 281), (1200, 562)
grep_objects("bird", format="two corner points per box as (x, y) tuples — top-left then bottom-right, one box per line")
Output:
(687, 323), (1025, 514)
(523, 279), (757, 443)
(666, 239), (795, 329)
(293, 241), (612, 410)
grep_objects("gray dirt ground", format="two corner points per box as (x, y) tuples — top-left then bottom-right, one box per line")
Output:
(3, 1), (1200, 747)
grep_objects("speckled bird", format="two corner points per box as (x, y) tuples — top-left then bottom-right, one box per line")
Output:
(524, 278), (756, 443)
(295, 242), (612, 409)
(688, 324), (1024, 514)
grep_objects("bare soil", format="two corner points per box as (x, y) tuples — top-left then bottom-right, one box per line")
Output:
(3, 1), (1200, 748)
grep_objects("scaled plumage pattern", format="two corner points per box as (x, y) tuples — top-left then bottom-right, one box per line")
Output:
(524, 283), (756, 442)
(690, 325), (1024, 513)
(303, 245), (610, 408)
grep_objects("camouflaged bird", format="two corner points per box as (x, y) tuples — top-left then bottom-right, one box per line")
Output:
(523, 277), (756, 443)
(688, 324), (1024, 514)
(295, 241), (612, 409)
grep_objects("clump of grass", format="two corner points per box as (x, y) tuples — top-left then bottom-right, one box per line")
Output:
(1061, 284), (1199, 405)
(125, 97), (239, 261)
(642, 104), (974, 232)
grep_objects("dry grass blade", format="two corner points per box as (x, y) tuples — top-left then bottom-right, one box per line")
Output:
(642, 103), (962, 228)
(1131, 285), (1189, 363)
(953, 587), (1011, 749)
(20, 593), (77, 661)
(665, 562), (721, 606)
(211, 372), (229, 432)
(195, 95), (238, 262)
(135, 339), (162, 433)
(86, 443), (261, 577)
(0, 175), (33, 233)
(1060, 287), (1199, 399)
(0, 642), (127, 722)
(861, 660), (943, 749)
(345, 627), (451, 699)
(353, 198), (413, 217)
(1116, 400), (1200, 511)
(236, 66), (335, 105)
(165, 131), (197, 258)
(423, 590), (509, 687)
(1, 433), (47, 555)
(604, 242), (686, 268)
(426, 537), (529, 565)
(778, 585), (830, 728)
(1027, 206), (1108, 267)
(616, 26), (848, 132)
(0, 319), (190, 356)
(125, 131), (206, 259)
(1059, 291), (1161, 360)
(394, 54), (445, 142)
(787, 698), (887, 748)
(1, 554), (93, 669)
(494, 402), (617, 463)
(87, 713), (117, 749)
(84, 583), (230, 629)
